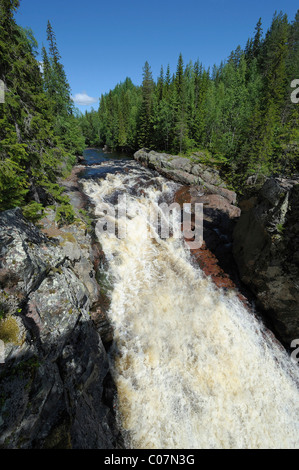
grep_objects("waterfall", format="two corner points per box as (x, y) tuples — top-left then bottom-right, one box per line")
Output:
(82, 161), (299, 449)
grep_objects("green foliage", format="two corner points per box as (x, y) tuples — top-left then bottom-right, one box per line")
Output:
(137, 61), (155, 149)
(80, 77), (142, 152)
(77, 108), (100, 147)
(22, 202), (45, 223)
(78, 208), (92, 228)
(0, 315), (20, 345)
(79, 9), (299, 188)
(276, 222), (285, 233)
(55, 203), (76, 226)
(0, 158), (29, 210)
(0, 3), (85, 216)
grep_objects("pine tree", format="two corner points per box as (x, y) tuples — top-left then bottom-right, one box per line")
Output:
(137, 61), (154, 148)
(45, 20), (73, 116)
(164, 64), (171, 98)
(174, 53), (189, 153)
(156, 66), (164, 102)
(42, 21), (85, 155)
(253, 18), (263, 59)
(0, 0), (83, 217)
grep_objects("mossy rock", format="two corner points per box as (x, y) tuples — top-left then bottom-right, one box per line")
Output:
(0, 315), (21, 345)
(42, 417), (72, 449)
(60, 232), (76, 244)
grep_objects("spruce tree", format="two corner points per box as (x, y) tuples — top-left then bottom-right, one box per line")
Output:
(0, 0), (84, 217)
(174, 53), (188, 153)
(137, 61), (154, 148)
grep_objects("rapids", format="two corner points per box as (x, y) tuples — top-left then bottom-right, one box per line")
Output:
(82, 158), (299, 449)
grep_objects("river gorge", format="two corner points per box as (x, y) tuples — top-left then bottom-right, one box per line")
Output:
(0, 148), (299, 449)
(80, 149), (299, 449)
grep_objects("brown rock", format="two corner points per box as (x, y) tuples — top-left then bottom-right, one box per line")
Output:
(197, 194), (241, 219)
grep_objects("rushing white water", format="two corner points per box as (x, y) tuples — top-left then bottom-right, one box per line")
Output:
(83, 162), (299, 449)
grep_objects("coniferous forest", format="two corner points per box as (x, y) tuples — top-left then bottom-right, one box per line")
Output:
(1, 0), (299, 218)
(1, 0), (299, 452)
(0, 0), (84, 220)
(79, 11), (299, 189)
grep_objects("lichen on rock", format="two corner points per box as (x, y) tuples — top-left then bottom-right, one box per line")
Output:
(0, 208), (121, 449)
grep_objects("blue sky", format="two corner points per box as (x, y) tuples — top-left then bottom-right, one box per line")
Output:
(16, 0), (299, 112)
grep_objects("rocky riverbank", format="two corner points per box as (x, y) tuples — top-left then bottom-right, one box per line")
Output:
(134, 148), (245, 294)
(1, 149), (298, 448)
(0, 168), (121, 449)
(233, 176), (299, 347)
(135, 149), (299, 348)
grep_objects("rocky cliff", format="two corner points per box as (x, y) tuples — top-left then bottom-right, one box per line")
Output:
(233, 177), (299, 346)
(135, 148), (242, 284)
(135, 150), (299, 346)
(0, 208), (120, 449)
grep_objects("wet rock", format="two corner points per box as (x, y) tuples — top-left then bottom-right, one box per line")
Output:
(198, 194), (241, 220)
(174, 186), (240, 246)
(172, 190), (249, 307)
(90, 302), (114, 346)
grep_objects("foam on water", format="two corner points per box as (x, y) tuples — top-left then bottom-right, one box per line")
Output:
(83, 167), (299, 449)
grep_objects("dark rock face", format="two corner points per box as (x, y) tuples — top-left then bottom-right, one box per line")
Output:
(0, 208), (120, 449)
(233, 177), (299, 346)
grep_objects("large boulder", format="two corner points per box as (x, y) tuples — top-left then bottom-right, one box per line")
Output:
(0, 208), (120, 449)
(174, 185), (241, 285)
(134, 148), (236, 203)
(233, 177), (299, 345)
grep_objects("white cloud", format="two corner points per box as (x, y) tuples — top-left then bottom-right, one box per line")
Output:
(71, 91), (98, 106)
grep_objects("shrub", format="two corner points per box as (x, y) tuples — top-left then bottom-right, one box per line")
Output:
(55, 203), (76, 226)
(0, 315), (20, 345)
(22, 202), (45, 223)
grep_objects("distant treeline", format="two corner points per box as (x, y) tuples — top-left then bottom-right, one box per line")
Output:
(0, 0), (85, 221)
(79, 11), (299, 187)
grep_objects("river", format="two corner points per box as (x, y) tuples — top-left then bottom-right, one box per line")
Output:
(79, 148), (299, 449)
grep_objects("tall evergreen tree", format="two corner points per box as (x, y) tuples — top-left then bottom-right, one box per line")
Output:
(42, 21), (85, 155)
(174, 53), (189, 152)
(253, 18), (263, 58)
(0, 0), (84, 218)
(44, 20), (73, 115)
(137, 61), (154, 148)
